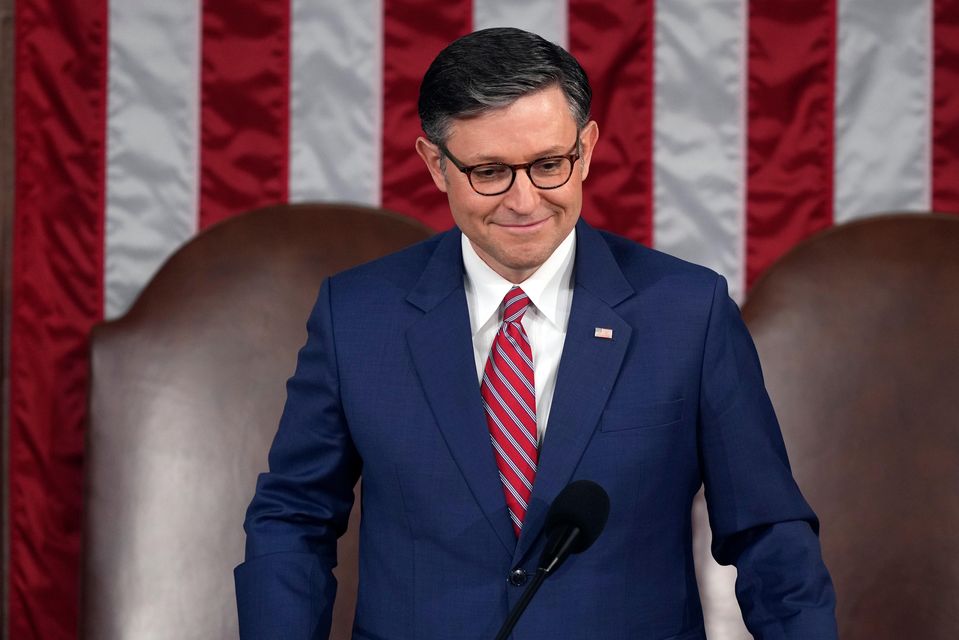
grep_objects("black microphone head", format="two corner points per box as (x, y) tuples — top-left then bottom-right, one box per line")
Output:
(544, 480), (610, 554)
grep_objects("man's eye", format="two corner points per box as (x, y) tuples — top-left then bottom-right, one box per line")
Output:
(534, 160), (564, 174)
(472, 166), (510, 181)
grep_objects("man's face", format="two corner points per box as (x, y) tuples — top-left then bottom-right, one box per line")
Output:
(416, 85), (599, 283)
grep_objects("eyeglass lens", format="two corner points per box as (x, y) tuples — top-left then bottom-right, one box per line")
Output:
(469, 157), (574, 195)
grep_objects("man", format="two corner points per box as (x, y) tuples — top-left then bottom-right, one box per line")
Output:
(235, 27), (837, 640)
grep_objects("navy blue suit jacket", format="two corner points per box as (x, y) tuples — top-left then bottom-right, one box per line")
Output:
(235, 219), (837, 639)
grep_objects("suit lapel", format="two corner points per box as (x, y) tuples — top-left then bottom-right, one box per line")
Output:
(514, 220), (635, 564)
(405, 222), (637, 561)
(406, 230), (517, 555)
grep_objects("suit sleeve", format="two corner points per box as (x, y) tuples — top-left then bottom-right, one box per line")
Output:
(698, 275), (838, 640)
(235, 277), (361, 640)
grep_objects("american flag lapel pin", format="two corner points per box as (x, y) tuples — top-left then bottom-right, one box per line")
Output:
(594, 327), (613, 340)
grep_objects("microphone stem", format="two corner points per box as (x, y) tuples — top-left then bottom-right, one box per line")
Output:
(493, 568), (548, 640)
(543, 527), (581, 574)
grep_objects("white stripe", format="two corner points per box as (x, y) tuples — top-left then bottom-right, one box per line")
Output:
(505, 307), (526, 322)
(834, 0), (933, 222)
(490, 437), (534, 491)
(104, 1), (201, 318)
(492, 412), (538, 471)
(502, 329), (534, 371)
(289, 0), (381, 205)
(654, 9), (754, 632)
(516, 325), (532, 349)
(488, 364), (536, 422)
(499, 472), (529, 510)
(473, 0), (567, 49)
(504, 295), (529, 321)
(485, 382), (526, 436)
(495, 343), (536, 396)
(493, 413), (538, 470)
(484, 388), (538, 460)
(653, 0), (748, 302)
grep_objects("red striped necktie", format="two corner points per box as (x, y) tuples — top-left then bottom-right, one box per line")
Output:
(481, 286), (538, 537)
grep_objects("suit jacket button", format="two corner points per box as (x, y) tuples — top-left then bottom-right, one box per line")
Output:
(508, 568), (528, 587)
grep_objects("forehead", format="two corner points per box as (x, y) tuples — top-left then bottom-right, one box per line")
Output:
(445, 86), (578, 160)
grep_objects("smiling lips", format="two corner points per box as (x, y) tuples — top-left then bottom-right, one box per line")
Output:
(493, 217), (551, 231)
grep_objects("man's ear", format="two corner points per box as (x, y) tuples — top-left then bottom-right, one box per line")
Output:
(415, 137), (449, 193)
(578, 120), (600, 182)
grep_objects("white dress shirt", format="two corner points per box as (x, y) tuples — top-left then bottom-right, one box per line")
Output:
(461, 230), (576, 442)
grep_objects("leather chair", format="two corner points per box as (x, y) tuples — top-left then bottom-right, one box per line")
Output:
(82, 203), (433, 639)
(87, 206), (958, 639)
(742, 213), (959, 639)
(696, 212), (959, 639)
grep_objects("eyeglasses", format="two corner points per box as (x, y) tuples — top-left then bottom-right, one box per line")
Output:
(438, 137), (581, 196)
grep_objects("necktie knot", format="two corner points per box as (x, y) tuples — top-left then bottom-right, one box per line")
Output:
(502, 286), (531, 324)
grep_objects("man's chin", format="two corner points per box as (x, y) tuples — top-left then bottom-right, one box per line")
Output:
(471, 236), (555, 280)
(495, 252), (553, 281)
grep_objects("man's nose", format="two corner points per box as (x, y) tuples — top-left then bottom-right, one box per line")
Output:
(501, 170), (539, 213)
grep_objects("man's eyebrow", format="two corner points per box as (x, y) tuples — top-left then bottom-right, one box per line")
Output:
(467, 143), (572, 164)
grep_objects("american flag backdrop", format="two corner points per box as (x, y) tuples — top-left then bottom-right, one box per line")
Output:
(8, 0), (959, 638)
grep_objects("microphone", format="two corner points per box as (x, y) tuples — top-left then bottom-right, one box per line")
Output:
(538, 479), (610, 574)
(493, 480), (610, 640)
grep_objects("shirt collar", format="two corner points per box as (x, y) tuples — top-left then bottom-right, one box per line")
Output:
(461, 228), (576, 335)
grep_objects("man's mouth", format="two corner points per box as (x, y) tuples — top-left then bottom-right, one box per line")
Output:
(494, 217), (550, 232)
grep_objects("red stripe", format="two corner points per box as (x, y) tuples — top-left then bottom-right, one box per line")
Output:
(933, 0), (959, 214)
(569, 0), (655, 246)
(199, 0), (290, 229)
(10, 1), (108, 638)
(497, 461), (534, 496)
(746, 1), (836, 287)
(380, 0), (471, 229)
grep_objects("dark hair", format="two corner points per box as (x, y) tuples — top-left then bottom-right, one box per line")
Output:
(418, 27), (592, 145)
